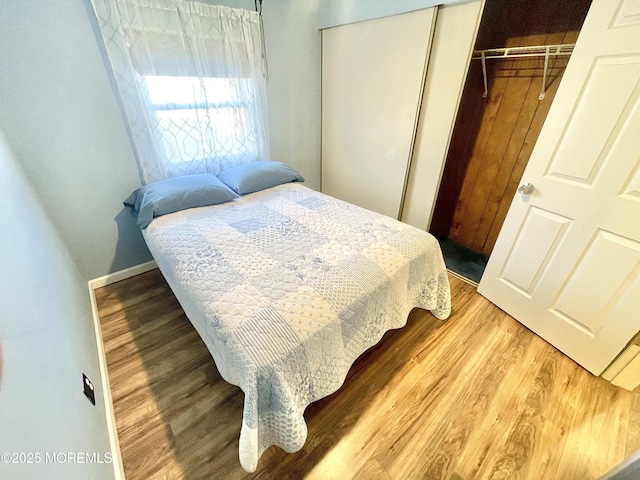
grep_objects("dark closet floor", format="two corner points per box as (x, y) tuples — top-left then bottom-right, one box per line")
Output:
(433, 234), (489, 285)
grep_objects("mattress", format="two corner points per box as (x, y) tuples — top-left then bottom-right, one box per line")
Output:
(142, 183), (451, 471)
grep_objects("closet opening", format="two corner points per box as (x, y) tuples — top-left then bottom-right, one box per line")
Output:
(429, 0), (592, 284)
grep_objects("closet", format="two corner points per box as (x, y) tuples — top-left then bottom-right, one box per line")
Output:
(321, 0), (592, 283)
(321, 2), (485, 222)
(429, 0), (592, 281)
(321, 8), (437, 219)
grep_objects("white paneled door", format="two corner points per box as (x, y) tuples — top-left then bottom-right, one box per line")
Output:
(321, 8), (436, 219)
(478, 0), (640, 375)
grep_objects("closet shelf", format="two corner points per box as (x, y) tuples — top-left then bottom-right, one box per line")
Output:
(472, 43), (576, 100)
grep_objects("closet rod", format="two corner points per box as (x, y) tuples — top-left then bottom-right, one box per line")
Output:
(472, 43), (575, 100)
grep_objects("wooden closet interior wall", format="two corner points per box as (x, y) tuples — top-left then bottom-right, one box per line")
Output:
(429, 0), (592, 256)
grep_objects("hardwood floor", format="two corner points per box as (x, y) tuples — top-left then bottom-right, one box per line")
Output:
(95, 270), (640, 479)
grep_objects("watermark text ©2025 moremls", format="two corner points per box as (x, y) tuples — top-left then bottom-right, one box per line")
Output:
(1, 452), (112, 464)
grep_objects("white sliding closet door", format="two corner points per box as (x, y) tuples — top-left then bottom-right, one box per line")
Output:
(401, 1), (485, 230)
(321, 8), (437, 219)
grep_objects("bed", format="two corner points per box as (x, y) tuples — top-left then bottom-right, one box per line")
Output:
(133, 169), (451, 472)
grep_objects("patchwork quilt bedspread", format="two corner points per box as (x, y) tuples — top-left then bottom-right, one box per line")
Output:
(143, 183), (451, 472)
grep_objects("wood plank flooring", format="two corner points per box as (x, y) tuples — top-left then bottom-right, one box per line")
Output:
(95, 270), (640, 479)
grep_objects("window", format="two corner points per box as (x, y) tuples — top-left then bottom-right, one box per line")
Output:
(91, 1), (268, 183)
(144, 75), (261, 170)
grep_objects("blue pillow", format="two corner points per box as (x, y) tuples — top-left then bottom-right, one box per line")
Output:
(123, 174), (237, 229)
(217, 161), (304, 195)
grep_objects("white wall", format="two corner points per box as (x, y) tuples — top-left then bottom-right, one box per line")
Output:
(262, 0), (322, 190)
(0, 0), (322, 282)
(0, 131), (113, 479)
(0, 0), (153, 282)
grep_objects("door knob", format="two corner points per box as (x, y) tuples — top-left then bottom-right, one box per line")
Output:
(518, 183), (534, 195)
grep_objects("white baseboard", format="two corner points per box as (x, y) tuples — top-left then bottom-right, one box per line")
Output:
(88, 260), (158, 480)
(88, 260), (157, 290)
(89, 284), (125, 480)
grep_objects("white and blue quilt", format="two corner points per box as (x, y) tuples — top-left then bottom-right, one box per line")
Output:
(143, 183), (451, 472)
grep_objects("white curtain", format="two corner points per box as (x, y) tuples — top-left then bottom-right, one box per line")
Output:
(91, 0), (270, 184)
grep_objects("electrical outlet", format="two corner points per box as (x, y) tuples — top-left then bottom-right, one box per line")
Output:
(83, 373), (96, 405)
